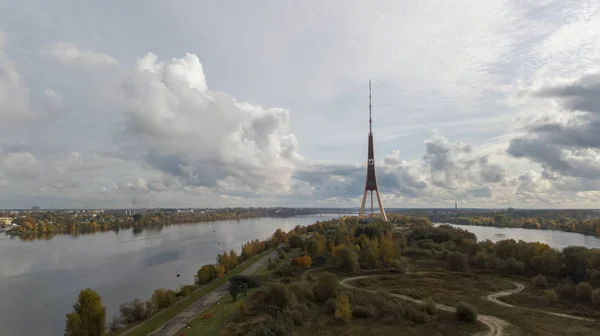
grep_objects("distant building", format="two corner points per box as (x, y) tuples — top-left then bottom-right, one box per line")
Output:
(0, 217), (13, 226)
(32, 206), (40, 212)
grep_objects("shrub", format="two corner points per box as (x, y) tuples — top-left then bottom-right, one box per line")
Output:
(455, 301), (478, 322)
(533, 274), (548, 289)
(291, 255), (312, 268)
(119, 298), (148, 324)
(576, 282), (593, 302)
(503, 258), (525, 275)
(542, 290), (558, 305)
(286, 308), (304, 326)
(248, 311), (292, 336)
(108, 315), (121, 332)
(592, 289), (600, 307)
(470, 251), (488, 269)
(325, 298), (337, 314)
(313, 272), (339, 303)
(390, 259), (408, 274)
(150, 289), (177, 309)
(351, 305), (373, 319)
(202, 312), (214, 319)
(420, 298), (437, 315)
(555, 279), (576, 300)
(230, 275), (260, 288)
(266, 283), (292, 309)
(447, 252), (468, 272)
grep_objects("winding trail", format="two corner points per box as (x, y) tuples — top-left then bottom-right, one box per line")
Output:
(340, 274), (595, 336)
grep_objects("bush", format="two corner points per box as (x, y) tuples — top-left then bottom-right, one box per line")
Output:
(313, 272), (339, 303)
(592, 289), (600, 307)
(447, 252), (468, 272)
(533, 274), (548, 289)
(455, 301), (478, 322)
(248, 311), (292, 336)
(352, 305), (374, 319)
(325, 298), (337, 314)
(291, 255), (312, 268)
(119, 298), (148, 324)
(419, 298), (438, 315)
(390, 259), (408, 274)
(202, 312), (214, 319)
(542, 290), (558, 305)
(576, 282), (593, 302)
(286, 308), (304, 326)
(230, 275), (261, 288)
(503, 258), (525, 275)
(555, 279), (576, 300)
(266, 283), (292, 309)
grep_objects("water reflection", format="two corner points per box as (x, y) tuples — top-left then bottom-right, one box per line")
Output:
(0, 215), (334, 336)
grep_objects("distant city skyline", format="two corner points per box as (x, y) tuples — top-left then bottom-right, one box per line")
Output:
(2, 1), (600, 209)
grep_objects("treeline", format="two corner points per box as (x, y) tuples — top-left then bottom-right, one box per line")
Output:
(64, 237), (271, 335)
(437, 213), (600, 237)
(6, 210), (270, 240)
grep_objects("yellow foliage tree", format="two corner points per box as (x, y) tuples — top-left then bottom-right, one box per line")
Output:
(334, 291), (351, 321)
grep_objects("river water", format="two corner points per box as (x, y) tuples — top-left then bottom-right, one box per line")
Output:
(3, 217), (600, 336)
(435, 223), (600, 250)
(0, 215), (337, 336)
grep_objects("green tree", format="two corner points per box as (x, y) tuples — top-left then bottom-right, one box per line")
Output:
(65, 288), (106, 336)
(334, 291), (351, 322)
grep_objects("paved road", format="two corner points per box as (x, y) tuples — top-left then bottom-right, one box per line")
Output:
(146, 251), (276, 336)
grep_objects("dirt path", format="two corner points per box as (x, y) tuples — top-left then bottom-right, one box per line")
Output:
(340, 275), (510, 336)
(341, 273), (596, 336)
(485, 281), (594, 322)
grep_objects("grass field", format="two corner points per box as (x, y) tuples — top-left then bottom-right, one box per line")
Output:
(349, 272), (600, 336)
(293, 311), (486, 336)
(117, 249), (272, 336)
(500, 284), (600, 319)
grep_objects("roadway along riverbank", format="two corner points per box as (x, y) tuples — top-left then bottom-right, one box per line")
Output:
(146, 250), (276, 336)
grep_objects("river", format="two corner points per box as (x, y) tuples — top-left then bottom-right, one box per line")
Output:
(0, 215), (337, 336)
(435, 223), (600, 250)
(3, 217), (600, 336)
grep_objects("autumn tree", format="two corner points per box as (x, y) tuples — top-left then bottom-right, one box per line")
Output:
(307, 233), (326, 256)
(195, 264), (217, 285)
(334, 291), (351, 322)
(291, 255), (312, 268)
(334, 247), (359, 273)
(65, 288), (106, 336)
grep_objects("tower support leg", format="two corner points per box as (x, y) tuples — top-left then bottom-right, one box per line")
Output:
(375, 189), (388, 221)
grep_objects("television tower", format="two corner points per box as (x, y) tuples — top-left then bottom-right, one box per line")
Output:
(359, 80), (388, 222)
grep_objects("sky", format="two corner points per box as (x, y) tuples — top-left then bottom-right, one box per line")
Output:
(1, 0), (600, 209)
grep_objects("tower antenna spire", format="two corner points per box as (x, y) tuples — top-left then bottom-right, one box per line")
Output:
(369, 79), (372, 134)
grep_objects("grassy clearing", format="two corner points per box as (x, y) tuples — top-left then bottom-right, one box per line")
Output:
(293, 311), (485, 336)
(352, 272), (515, 304)
(180, 249), (300, 336)
(501, 284), (600, 319)
(350, 272), (600, 336)
(119, 249), (271, 336)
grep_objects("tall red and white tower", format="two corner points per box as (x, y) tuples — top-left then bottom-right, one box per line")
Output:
(359, 80), (388, 222)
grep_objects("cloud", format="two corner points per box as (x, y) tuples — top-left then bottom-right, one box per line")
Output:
(508, 72), (600, 179)
(42, 42), (119, 67)
(2, 1), (600, 209)
(114, 53), (303, 195)
(0, 31), (31, 120)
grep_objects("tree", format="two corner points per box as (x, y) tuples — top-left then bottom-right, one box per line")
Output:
(334, 247), (359, 273)
(195, 265), (216, 285)
(334, 292), (351, 322)
(447, 252), (468, 272)
(313, 272), (339, 303)
(65, 288), (106, 336)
